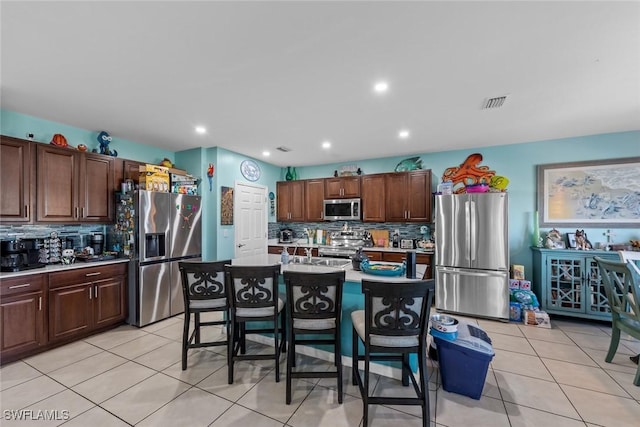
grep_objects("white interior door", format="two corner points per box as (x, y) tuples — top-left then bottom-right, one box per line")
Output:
(234, 181), (268, 259)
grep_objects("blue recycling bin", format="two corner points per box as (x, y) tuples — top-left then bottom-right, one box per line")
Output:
(433, 322), (494, 400)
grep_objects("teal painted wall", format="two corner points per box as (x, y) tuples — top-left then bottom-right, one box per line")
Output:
(293, 131), (640, 276)
(1, 109), (638, 277)
(213, 147), (281, 261)
(0, 109), (174, 164)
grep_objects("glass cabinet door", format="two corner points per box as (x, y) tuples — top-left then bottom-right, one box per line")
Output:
(547, 256), (583, 313)
(585, 256), (611, 317)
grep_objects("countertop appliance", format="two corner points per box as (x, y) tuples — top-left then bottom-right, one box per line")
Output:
(1, 239), (45, 272)
(279, 228), (294, 243)
(318, 229), (366, 258)
(126, 190), (202, 327)
(323, 198), (361, 221)
(434, 192), (509, 321)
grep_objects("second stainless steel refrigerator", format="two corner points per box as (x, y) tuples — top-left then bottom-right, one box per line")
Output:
(128, 190), (202, 327)
(434, 192), (509, 321)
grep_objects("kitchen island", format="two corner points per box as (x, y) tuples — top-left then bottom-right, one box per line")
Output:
(232, 254), (429, 378)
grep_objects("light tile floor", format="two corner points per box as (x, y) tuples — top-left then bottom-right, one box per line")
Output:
(1, 312), (639, 426)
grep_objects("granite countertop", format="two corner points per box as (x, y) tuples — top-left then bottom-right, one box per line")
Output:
(234, 253), (427, 283)
(0, 258), (130, 279)
(267, 239), (434, 255)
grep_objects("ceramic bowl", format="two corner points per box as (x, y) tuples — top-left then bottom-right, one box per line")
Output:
(430, 314), (459, 333)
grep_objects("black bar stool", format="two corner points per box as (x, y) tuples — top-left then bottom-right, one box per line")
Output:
(352, 279), (435, 427)
(283, 270), (345, 404)
(225, 264), (286, 384)
(178, 260), (231, 371)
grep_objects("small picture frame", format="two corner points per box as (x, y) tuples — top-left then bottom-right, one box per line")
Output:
(566, 232), (576, 249)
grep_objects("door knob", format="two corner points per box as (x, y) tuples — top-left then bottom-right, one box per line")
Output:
(237, 243), (246, 248)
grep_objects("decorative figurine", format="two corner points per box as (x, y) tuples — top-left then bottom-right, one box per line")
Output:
(545, 228), (563, 249)
(575, 229), (592, 250)
(207, 163), (214, 192)
(95, 131), (117, 157)
(394, 156), (423, 172)
(50, 133), (69, 148)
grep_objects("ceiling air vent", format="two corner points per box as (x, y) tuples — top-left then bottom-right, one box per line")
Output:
(482, 95), (508, 109)
(276, 146), (292, 152)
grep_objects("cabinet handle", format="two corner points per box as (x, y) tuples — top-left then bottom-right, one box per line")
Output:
(38, 296), (42, 311)
(89, 286), (92, 300)
(24, 205), (29, 217)
(94, 285), (98, 298)
(75, 207), (79, 218)
(85, 272), (101, 277)
(9, 283), (31, 289)
(82, 207), (85, 218)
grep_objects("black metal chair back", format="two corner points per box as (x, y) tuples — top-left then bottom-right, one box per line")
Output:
(283, 270), (346, 404)
(178, 260), (231, 371)
(224, 264), (286, 384)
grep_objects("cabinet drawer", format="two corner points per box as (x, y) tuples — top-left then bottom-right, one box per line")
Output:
(0, 274), (45, 297)
(363, 251), (383, 261)
(49, 263), (127, 289)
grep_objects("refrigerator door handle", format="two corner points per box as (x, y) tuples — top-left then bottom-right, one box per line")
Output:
(469, 200), (477, 262)
(464, 200), (471, 263)
(438, 266), (504, 277)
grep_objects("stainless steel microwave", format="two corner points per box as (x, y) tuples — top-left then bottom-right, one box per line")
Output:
(323, 198), (361, 221)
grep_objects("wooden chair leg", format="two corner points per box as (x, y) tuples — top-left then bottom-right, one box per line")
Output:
(606, 326), (621, 363)
(336, 330), (343, 404)
(418, 345), (430, 427)
(194, 312), (201, 344)
(352, 327), (359, 386)
(286, 328), (294, 404)
(181, 311), (190, 371)
(228, 319), (236, 384)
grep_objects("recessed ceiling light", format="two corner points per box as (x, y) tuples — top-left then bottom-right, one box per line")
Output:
(262, 151), (270, 157)
(322, 141), (331, 149)
(195, 126), (206, 134)
(398, 130), (410, 139)
(373, 81), (389, 94)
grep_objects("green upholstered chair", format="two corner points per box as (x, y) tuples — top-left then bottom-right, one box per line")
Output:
(595, 256), (640, 386)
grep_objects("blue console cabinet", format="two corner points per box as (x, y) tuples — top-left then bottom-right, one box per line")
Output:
(531, 248), (618, 321)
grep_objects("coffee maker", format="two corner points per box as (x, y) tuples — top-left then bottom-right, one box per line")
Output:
(0, 239), (45, 272)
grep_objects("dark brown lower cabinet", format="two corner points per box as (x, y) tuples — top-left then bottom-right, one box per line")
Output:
(49, 264), (127, 344)
(0, 262), (128, 364)
(0, 274), (46, 361)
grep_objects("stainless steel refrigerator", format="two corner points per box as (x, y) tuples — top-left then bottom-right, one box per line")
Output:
(434, 192), (509, 321)
(128, 190), (202, 327)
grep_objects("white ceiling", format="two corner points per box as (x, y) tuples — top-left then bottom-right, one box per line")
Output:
(2, 1), (639, 167)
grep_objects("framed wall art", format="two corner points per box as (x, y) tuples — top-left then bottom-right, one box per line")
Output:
(221, 186), (234, 225)
(537, 157), (640, 228)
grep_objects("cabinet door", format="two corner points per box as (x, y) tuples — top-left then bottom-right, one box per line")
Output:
(305, 179), (325, 221)
(324, 178), (343, 198)
(584, 256), (614, 318)
(0, 291), (45, 357)
(406, 170), (431, 222)
(383, 252), (406, 263)
(385, 173), (408, 222)
(49, 283), (92, 343)
(363, 251), (383, 261)
(37, 145), (78, 222)
(123, 159), (146, 185)
(324, 177), (360, 198)
(94, 276), (126, 328)
(361, 174), (386, 222)
(384, 171), (432, 222)
(276, 181), (291, 221)
(80, 153), (114, 222)
(277, 181), (305, 222)
(0, 137), (34, 222)
(546, 256), (584, 313)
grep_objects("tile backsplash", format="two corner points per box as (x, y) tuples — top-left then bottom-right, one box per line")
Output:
(0, 224), (108, 251)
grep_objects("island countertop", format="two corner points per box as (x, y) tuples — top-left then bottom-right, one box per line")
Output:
(232, 253), (427, 282)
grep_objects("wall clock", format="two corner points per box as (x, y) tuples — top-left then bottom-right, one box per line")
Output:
(240, 159), (261, 181)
